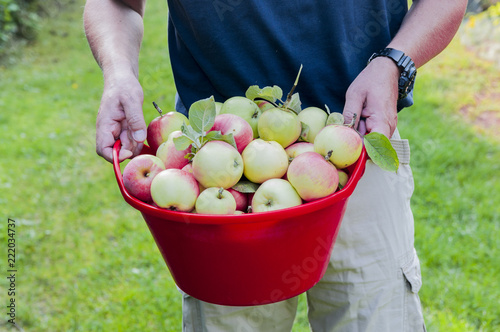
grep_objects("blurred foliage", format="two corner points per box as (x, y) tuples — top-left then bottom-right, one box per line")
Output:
(461, 2), (500, 68)
(467, 0), (500, 13)
(0, 0), (39, 43)
(0, 0), (75, 60)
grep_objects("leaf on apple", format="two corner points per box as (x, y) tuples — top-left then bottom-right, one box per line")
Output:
(245, 85), (283, 103)
(285, 93), (302, 114)
(363, 132), (399, 172)
(174, 122), (201, 149)
(326, 112), (344, 126)
(188, 96), (216, 133)
(232, 180), (260, 193)
(173, 134), (192, 151)
(205, 131), (237, 150)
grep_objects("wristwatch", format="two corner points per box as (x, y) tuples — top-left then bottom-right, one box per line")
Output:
(367, 48), (417, 100)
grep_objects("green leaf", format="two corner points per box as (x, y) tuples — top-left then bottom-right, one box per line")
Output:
(285, 92), (302, 114)
(326, 112), (344, 126)
(232, 180), (260, 193)
(188, 96), (216, 134)
(173, 135), (193, 151)
(245, 85), (283, 102)
(364, 132), (399, 172)
(177, 122), (202, 150)
(205, 131), (238, 150)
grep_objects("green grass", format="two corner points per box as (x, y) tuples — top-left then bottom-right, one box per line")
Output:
(398, 39), (500, 331)
(0, 1), (499, 331)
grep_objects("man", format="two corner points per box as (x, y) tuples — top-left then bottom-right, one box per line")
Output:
(84, 1), (467, 331)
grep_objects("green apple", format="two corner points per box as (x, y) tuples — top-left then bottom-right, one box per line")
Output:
(297, 107), (327, 143)
(195, 187), (236, 215)
(337, 169), (349, 188)
(192, 141), (244, 189)
(150, 169), (199, 211)
(215, 101), (223, 115)
(251, 178), (302, 212)
(287, 152), (339, 201)
(257, 107), (301, 148)
(241, 139), (289, 184)
(314, 125), (363, 169)
(220, 96), (262, 138)
(285, 142), (315, 162)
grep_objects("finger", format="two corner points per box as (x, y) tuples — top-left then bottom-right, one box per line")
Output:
(358, 119), (367, 136)
(121, 89), (147, 143)
(119, 119), (138, 161)
(365, 118), (392, 138)
(342, 89), (365, 130)
(96, 132), (116, 163)
(96, 116), (122, 163)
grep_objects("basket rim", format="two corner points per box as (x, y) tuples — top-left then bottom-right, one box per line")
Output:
(112, 139), (367, 225)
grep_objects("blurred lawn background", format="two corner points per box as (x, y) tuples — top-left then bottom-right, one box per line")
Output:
(0, 1), (499, 331)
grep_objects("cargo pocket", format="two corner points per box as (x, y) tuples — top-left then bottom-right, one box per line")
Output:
(401, 250), (427, 332)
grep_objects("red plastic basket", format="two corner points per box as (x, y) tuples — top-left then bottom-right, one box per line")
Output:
(113, 140), (367, 306)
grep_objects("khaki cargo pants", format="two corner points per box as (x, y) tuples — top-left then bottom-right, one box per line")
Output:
(181, 129), (426, 332)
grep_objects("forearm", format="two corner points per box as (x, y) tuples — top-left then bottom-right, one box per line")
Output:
(83, 0), (146, 83)
(388, 0), (467, 68)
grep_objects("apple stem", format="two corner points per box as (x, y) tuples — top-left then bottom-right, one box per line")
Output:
(254, 97), (279, 108)
(217, 187), (224, 199)
(285, 64), (303, 105)
(325, 104), (331, 115)
(325, 150), (333, 161)
(347, 113), (357, 128)
(152, 101), (163, 116)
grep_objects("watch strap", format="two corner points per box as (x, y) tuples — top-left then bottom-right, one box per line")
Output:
(368, 48), (417, 100)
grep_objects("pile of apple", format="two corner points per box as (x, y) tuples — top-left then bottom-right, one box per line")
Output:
(122, 81), (363, 215)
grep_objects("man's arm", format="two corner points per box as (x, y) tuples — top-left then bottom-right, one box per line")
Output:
(84, 0), (147, 162)
(343, 0), (468, 138)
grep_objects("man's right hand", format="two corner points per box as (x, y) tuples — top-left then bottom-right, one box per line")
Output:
(96, 74), (147, 163)
(84, 0), (147, 163)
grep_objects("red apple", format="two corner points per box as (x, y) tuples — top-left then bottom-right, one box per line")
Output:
(287, 152), (339, 201)
(123, 154), (165, 202)
(147, 111), (189, 154)
(182, 163), (206, 192)
(227, 188), (249, 212)
(156, 130), (191, 169)
(254, 99), (275, 112)
(210, 114), (253, 153)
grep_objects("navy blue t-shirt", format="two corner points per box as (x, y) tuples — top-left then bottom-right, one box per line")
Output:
(166, 0), (410, 114)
